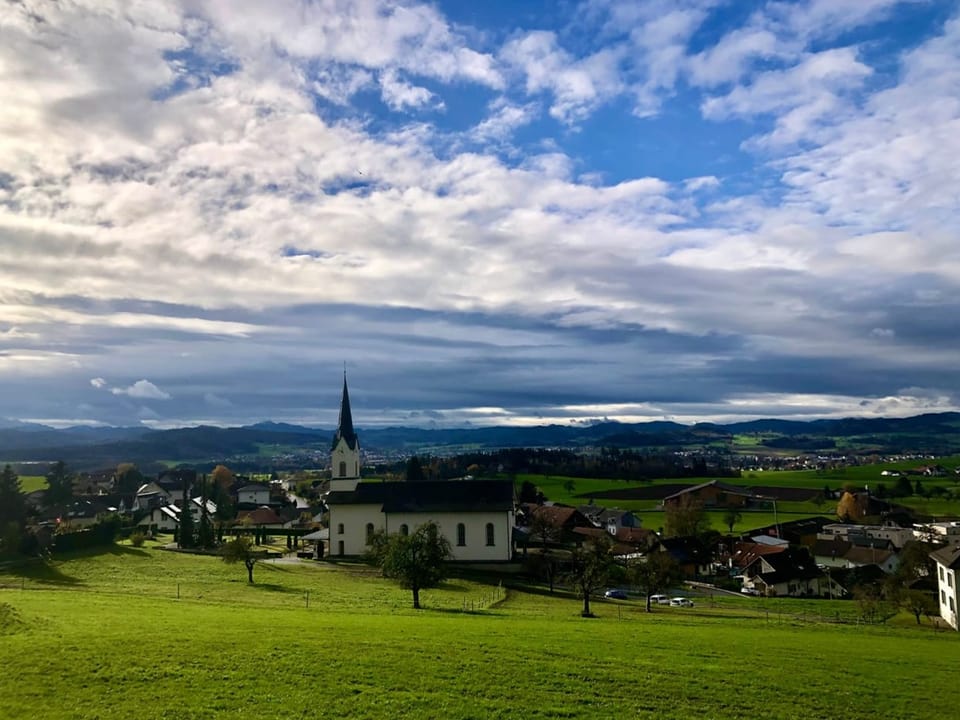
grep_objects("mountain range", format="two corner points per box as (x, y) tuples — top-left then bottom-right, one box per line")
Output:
(2, 412), (959, 472)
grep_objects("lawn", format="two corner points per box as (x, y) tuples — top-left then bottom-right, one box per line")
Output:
(1, 546), (958, 719)
(17, 475), (47, 493)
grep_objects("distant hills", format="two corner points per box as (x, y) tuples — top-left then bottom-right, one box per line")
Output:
(2, 412), (959, 471)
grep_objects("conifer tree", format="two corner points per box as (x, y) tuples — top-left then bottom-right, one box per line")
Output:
(177, 477), (195, 548)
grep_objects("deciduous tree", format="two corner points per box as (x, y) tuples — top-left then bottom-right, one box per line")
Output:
(115, 463), (144, 494)
(567, 534), (615, 617)
(373, 521), (452, 609)
(631, 551), (683, 612)
(664, 495), (708, 537)
(722, 507), (742, 534)
(220, 536), (259, 583)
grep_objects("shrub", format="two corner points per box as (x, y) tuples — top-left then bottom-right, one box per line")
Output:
(129, 531), (146, 548)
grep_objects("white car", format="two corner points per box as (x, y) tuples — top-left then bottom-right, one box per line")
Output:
(670, 597), (694, 607)
(649, 594), (670, 605)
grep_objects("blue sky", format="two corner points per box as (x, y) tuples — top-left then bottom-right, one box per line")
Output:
(1, 0), (959, 429)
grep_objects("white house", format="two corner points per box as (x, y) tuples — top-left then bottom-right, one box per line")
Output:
(237, 484), (271, 506)
(136, 497), (216, 534)
(931, 544), (960, 630)
(133, 482), (174, 511)
(324, 376), (515, 561)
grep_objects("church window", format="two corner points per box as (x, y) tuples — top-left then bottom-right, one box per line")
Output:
(338, 541), (344, 556)
(337, 523), (344, 535)
(485, 523), (495, 547)
(456, 523), (466, 546)
(339, 461), (347, 477)
(400, 524), (409, 536)
(365, 523), (375, 544)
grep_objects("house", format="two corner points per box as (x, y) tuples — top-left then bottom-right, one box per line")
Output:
(136, 497), (217, 534)
(236, 506), (285, 528)
(730, 541), (788, 574)
(742, 547), (844, 598)
(747, 516), (832, 548)
(661, 480), (754, 508)
(930, 544), (960, 630)
(133, 482), (174, 511)
(841, 545), (899, 574)
(523, 504), (593, 541)
(324, 376), (515, 561)
(577, 505), (642, 532)
(819, 523), (914, 549)
(812, 537), (853, 568)
(236, 484), (272, 507)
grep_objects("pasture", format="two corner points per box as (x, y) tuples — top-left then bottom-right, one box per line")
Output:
(1, 546), (958, 719)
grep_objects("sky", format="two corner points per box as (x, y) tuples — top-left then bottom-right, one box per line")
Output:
(1, 0), (960, 430)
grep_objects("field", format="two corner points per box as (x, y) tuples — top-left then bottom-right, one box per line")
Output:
(518, 457), (960, 530)
(2, 546), (959, 719)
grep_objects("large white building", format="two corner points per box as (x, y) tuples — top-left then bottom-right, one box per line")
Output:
(931, 544), (960, 630)
(324, 376), (515, 561)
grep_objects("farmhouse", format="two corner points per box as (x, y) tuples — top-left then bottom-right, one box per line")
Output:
(661, 480), (754, 508)
(324, 376), (515, 561)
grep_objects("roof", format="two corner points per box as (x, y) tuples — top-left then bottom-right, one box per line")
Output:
(238, 484), (270, 493)
(732, 541), (788, 569)
(749, 547), (824, 585)
(662, 480), (753, 502)
(843, 546), (895, 567)
(812, 538), (853, 559)
(237, 506), (284, 525)
(525, 504), (590, 529)
(331, 374), (358, 451)
(327, 479), (513, 513)
(930, 544), (960, 569)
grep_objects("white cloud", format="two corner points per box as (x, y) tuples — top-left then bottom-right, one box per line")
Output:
(378, 69), (442, 111)
(90, 377), (107, 389)
(111, 380), (172, 400)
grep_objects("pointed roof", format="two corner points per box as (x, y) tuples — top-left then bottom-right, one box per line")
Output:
(332, 373), (358, 450)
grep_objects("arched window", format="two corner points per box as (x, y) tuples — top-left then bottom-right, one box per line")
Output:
(456, 523), (466, 547)
(485, 522), (495, 547)
(365, 523), (375, 544)
(337, 523), (344, 535)
(339, 461), (347, 477)
(400, 524), (409, 536)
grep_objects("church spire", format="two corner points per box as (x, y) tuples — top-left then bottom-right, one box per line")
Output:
(332, 371), (358, 450)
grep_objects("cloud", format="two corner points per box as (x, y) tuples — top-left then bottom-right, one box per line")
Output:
(111, 380), (172, 400)
(378, 69), (442, 111)
(90, 377), (107, 389)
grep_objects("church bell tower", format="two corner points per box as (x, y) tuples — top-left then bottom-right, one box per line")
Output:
(330, 373), (361, 492)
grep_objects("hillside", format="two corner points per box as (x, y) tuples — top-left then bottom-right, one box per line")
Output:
(1, 412), (959, 470)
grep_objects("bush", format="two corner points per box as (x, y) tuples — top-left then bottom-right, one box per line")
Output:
(129, 531), (146, 548)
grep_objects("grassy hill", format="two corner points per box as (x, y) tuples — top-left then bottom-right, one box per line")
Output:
(1, 545), (958, 719)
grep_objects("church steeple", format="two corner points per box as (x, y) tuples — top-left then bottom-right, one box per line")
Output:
(332, 373), (358, 451)
(330, 372), (361, 491)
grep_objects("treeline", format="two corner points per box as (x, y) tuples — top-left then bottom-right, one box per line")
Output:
(372, 447), (740, 482)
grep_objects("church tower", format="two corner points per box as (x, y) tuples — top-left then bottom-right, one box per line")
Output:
(330, 373), (361, 492)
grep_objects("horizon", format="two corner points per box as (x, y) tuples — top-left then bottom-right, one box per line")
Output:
(2, 1), (959, 428)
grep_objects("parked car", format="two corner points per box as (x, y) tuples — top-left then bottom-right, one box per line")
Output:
(649, 594), (670, 605)
(740, 586), (759, 596)
(604, 588), (629, 600)
(670, 597), (694, 607)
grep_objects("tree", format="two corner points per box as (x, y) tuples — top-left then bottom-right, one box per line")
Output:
(45, 461), (74, 506)
(914, 478), (925, 496)
(220, 536), (259, 583)
(177, 478), (195, 549)
(722, 506), (742, 534)
(664, 495), (708, 537)
(0, 465), (25, 530)
(518, 480), (543, 504)
(567, 534), (616, 617)
(631, 551), (683, 612)
(211, 464), (235, 489)
(405, 456), (426, 483)
(115, 463), (144, 494)
(196, 476), (216, 549)
(528, 511), (558, 550)
(525, 548), (561, 593)
(374, 521), (452, 609)
(893, 475), (913, 498)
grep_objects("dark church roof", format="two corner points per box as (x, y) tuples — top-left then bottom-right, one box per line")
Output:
(331, 374), (358, 451)
(327, 479), (514, 513)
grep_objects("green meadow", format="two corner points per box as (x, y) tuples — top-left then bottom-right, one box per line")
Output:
(2, 545), (959, 719)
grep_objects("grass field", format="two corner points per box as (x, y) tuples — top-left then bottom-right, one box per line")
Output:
(17, 475), (47, 493)
(1, 545), (959, 719)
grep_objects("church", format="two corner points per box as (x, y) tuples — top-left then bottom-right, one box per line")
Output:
(325, 376), (516, 562)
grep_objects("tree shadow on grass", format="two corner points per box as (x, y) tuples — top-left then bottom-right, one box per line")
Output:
(4, 559), (85, 586)
(251, 582), (298, 594)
